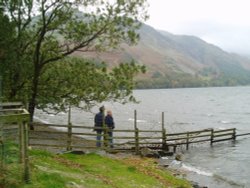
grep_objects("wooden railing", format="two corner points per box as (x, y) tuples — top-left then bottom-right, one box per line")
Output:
(0, 104), (30, 183)
(29, 122), (237, 153)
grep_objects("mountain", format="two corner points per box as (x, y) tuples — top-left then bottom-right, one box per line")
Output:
(74, 24), (250, 88)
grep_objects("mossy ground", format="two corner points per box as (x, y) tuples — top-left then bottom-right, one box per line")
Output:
(1, 148), (192, 188)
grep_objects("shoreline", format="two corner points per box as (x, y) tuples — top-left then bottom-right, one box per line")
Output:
(31, 86), (250, 188)
(29, 122), (208, 188)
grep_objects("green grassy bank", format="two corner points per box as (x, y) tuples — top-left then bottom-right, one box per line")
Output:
(2, 149), (192, 188)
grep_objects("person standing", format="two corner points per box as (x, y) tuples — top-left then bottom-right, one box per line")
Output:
(105, 110), (115, 148)
(94, 106), (105, 147)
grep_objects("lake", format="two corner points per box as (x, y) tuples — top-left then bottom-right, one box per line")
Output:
(35, 86), (250, 188)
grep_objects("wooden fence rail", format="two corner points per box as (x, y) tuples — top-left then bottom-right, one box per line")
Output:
(29, 121), (238, 153)
(0, 106), (30, 183)
(29, 110), (248, 153)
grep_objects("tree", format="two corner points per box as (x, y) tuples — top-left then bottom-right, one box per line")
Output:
(0, 5), (16, 100)
(38, 57), (146, 113)
(0, 7), (13, 60)
(0, 5), (21, 101)
(1, 0), (149, 121)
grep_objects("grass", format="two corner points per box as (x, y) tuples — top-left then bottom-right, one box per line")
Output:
(1, 148), (192, 188)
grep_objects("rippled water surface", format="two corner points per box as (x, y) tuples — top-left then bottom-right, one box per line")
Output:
(36, 86), (250, 187)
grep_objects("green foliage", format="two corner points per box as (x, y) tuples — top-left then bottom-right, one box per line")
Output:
(0, 142), (22, 188)
(37, 57), (146, 113)
(127, 166), (137, 172)
(1, 0), (149, 119)
(0, 9), (13, 60)
(16, 150), (191, 188)
(1, 147), (192, 187)
(137, 72), (205, 89)
(0, 0), (34, 102)
(137, 69), (250, 89)
(33, 173), (68, 188)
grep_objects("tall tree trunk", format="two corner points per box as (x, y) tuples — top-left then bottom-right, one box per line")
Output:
(28, 65), (40, 130)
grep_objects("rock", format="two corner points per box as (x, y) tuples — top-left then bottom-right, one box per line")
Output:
(191, 181), (200, 188)
(69, 150), (85, 155)
(158, 150), (174, 157)
(140, 147), (160, 158)
(190, 181), (208, 188)
(107, 150), (119, 154)
(175, 154), (182, 161)
(162, 164), (169, 167)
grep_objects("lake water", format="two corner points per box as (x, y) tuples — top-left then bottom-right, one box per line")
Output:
(35, 86), (250, 188)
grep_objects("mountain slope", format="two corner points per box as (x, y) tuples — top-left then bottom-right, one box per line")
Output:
(74, 24), (250, 88)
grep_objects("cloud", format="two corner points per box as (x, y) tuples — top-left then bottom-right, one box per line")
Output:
(146, 0), (250, 55)
(169, 20), (250, 54)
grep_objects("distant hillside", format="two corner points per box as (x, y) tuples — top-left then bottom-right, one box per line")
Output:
(74, 24), (250, 88)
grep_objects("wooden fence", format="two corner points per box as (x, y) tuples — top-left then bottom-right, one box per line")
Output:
(0, 103), (30, 183)
(29, 111), (238, 154)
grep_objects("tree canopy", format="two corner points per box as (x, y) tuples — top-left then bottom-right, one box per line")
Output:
(38, 57), (146, 113)
(0, 0), (149, 121)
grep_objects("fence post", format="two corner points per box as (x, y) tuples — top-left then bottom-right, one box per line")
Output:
(134, 110), (139, 154)
(135, 128), (139, 154)
(232, 128), (236, 140)
(173, 145), (177, 153)
(19, 122), (24, 163)
(23, 121), (30, 183)
(210, 129), (214, 146)
(0, 122), (3, 169)
(0, 76), (2, 109)
(103, 124), (109, 149)
(67, 105), (72, 151)
(0, 140), (3, 170)
(186, 132), (189, 150)
(161, 112), (167, 150)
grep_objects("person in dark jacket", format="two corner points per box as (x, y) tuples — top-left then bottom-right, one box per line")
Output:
(94, 106), (105, 147)
(105, 110), (115, 148)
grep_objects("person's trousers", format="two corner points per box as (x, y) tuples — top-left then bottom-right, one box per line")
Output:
(96, 130), (102, 147)
(108, 131), (113, 148)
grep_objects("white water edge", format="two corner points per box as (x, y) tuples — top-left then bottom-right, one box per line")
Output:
(35, 86), (250, 188)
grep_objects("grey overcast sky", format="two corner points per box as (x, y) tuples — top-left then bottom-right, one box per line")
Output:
(146, 0), (250, 56)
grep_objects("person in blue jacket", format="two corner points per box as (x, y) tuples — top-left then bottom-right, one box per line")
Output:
(105, 110), (115, 148)
(94, 106), (105, 147)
